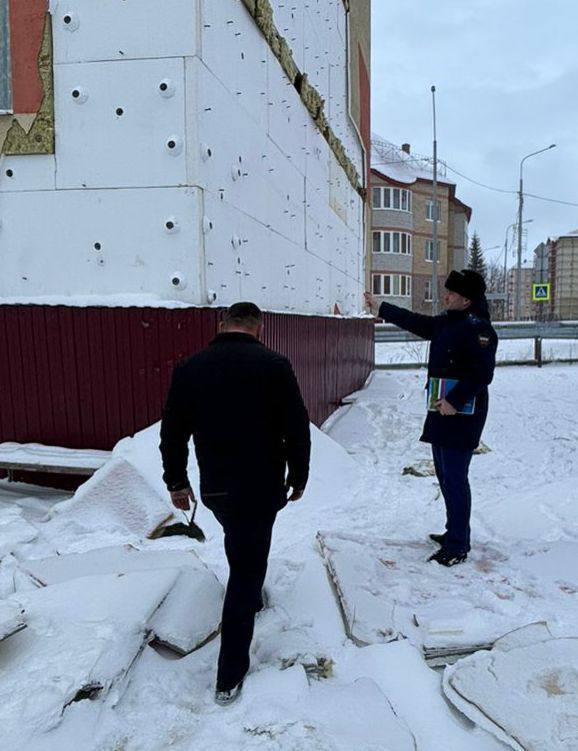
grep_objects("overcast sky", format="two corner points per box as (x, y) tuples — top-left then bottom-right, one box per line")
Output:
(371, 0), (578, 269)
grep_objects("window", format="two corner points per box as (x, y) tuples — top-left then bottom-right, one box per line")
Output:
(426, 200), (441, 222)
(372, 274), (412, 298)
(400, 275), (412, 297)
(371, 187), (412, 212)
(372, 231), (412, 255)
(424, 280), (433, 302)
(0, 0), (12, 113)
(425, 239), (440, 262)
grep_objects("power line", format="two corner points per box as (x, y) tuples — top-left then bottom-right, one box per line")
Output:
(445, 163), (578, 206)
(444, 163), (516, 194)
(373, 157), (578, 207)
(525, 192), (578, 208)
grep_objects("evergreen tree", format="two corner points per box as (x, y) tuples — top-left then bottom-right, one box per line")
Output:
(467, 232), (487, 281)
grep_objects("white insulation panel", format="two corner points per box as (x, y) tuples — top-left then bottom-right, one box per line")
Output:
(50, 0), (199, 63)
(2, 0), (365, 315)
(0, 187), (204, 300)
(55, 57), (187, 190)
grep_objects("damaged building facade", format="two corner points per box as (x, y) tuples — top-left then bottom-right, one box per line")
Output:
(0, 0), (372, 457)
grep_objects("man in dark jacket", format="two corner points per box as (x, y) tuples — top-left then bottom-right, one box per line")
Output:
(160, 302), (311, 705)
(366, 270), (497, 567)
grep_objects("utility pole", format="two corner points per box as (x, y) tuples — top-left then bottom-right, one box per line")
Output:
(516, 144), (556, 320)
(431, 85), (439, 314)
(504, 220), (532, 320)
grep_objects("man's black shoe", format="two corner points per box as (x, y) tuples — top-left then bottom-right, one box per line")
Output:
(428, 533), (446, 546)
(428, 548), (467, 567)
(215, 680), (243, 707)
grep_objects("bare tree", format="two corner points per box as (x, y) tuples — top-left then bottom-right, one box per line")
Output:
(486, 259), (506, 320)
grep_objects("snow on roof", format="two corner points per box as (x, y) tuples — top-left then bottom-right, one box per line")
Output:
(550, 228), (578, 242)
(371, 134), (455, 187)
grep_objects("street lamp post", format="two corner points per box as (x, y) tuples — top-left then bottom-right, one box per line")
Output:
(515, 145), (556, 319)
(430, 86), (439, 314)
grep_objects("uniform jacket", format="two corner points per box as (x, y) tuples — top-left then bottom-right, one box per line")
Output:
(378, 300), (498, 450)
(160, 332), (311, 512)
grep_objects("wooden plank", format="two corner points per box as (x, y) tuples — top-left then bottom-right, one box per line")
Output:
(0, 461), (97, 476)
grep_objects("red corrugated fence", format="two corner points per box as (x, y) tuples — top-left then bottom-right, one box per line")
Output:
(0, 305), (374, 454)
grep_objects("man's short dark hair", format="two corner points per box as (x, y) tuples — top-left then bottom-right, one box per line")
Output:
(222, 302), (263, 328)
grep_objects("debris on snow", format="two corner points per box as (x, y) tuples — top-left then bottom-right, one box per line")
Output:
(340, 640), (507, 751)
(0, 599), (26, 641)
(317, 532), (578, 662)
(241, 665), (417, 751)
(21, 546), (224, 655)
(0, 366), (577, 750)
(402, 459), (436, 477)
(444, 633), (578, 750)
(149, 566), (223, 655)
(0, 570), (179, 748)
(46, 458), (173, 543)
(22, 545), (202, 585)
(317, 531), (397, 645)
(0, 507), (38, 557)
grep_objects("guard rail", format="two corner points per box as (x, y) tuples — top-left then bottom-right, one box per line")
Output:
(374, 321), (578, 368)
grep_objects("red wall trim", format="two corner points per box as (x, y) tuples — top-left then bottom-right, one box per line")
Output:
(8, 0), (47, 114)
(358, 44), (371, 193)
(0, 306), (374, 452)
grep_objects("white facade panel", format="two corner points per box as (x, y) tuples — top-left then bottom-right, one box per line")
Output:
(266, 51), (310, 178)
(203, 189), (304, 313)
(55, 58), (187, 189)
(190, 58), (305, 248)
(2, 0), (365, 315)
(0, 187), (204, 300)
(50, 0), (199, 63)
(200, 0), (269, 131)
(0, 155), (56, 193)
(303, 6), (331, 106)
(269, 1), (305, 69)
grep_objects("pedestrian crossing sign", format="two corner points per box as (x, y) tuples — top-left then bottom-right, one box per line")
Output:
(532, 283), (551, 302)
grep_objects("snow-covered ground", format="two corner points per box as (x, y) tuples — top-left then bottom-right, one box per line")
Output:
(376, 338), (578, 365)
(1, 364), (578, 750)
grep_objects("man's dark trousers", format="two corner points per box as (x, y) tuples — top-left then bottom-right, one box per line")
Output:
(212, 504), (277, 692)
(431, 445), (473, 555)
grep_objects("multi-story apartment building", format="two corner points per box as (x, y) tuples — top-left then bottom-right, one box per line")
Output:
(370, 138), (471, 313)
(507, 267), (534, 320)
(533, 230), (578, 319)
